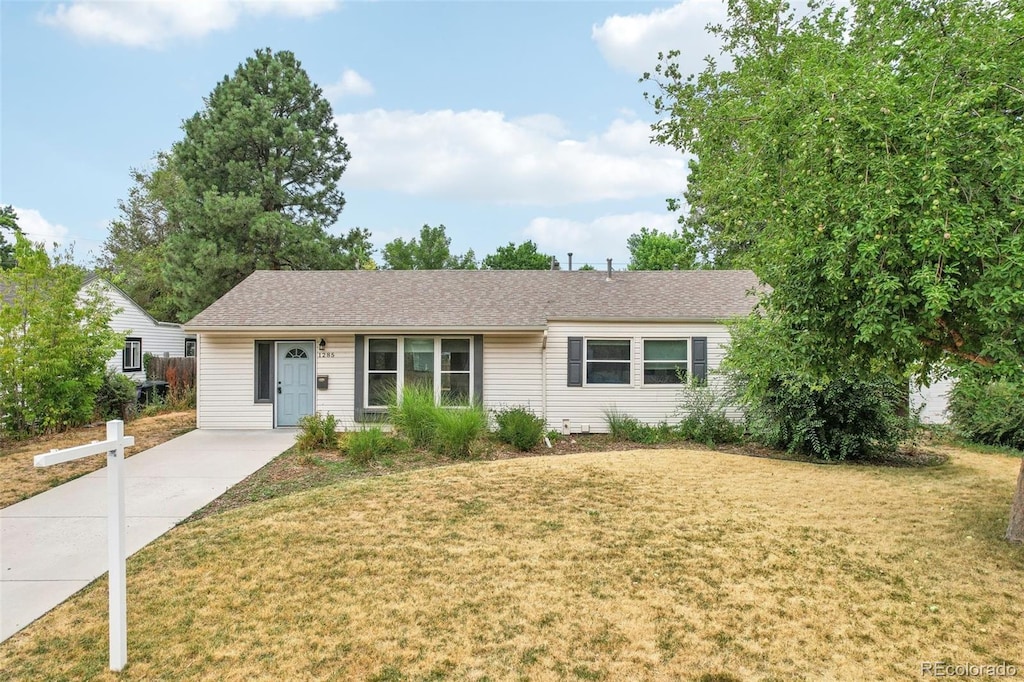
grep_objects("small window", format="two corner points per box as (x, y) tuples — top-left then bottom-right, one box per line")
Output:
(644, 339), (688, 384)
(441, 338), (471, 405)
(285, 348), (308, 359)
(255, 341), (273, 403)
(123, 338), (142, 372)
(367, 338), (398, 407)
(586, 339), (631, 385)
(184, 339), (197, 357)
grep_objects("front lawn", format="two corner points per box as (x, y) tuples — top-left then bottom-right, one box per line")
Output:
(1, 444), (1020, 680)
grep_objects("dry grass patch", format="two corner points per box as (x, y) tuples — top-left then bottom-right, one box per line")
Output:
(2, 447), (1022, 681)
(0, 410), (195, 508)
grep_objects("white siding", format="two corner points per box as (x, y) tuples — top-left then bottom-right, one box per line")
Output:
(196, 336), (272, 429)
(196, 334), (356, 430)
(84, 279), (187, 381)
(910, 375), (954, 425)
(313, 335), (356, 429)
(544, 321), (735, 433)
(482, 334), (544, 417)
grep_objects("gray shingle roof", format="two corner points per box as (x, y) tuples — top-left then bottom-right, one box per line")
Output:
(185, 269), (763, 330)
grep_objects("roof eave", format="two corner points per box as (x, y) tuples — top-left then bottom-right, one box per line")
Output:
(185, 324), (547, 334)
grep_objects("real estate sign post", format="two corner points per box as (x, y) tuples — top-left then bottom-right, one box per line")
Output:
(34, 420), (134, 672)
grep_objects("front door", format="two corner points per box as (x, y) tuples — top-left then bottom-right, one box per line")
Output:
(276, 342), (314, 427)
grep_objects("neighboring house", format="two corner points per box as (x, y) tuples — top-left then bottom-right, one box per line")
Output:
(910, 374), (955, 424)
(184, 269), (762, 432)
(81, 275), (195, 381)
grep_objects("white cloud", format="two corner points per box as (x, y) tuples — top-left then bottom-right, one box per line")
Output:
(12, 207), (71, 247)
(40, 0), (340, 48)
(592, 0), (725, 74)
(324, 69), (375, 100)
(523, 211), (682, 268)
(334, 109), (686, 205)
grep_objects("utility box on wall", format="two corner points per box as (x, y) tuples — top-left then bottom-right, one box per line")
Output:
(316, 375), (329, 390)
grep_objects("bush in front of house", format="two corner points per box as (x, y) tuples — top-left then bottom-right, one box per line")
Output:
(948, 374), (1024, 450)
(432, 401), (489, 459)
(95, 371), (138, 421)
(295, 412), (339, 452)
(603, 407), (670, 444)
(493, 405), (545, 451)
(345, 426), (404, 465)
(388, 383), (438, 448)
(724, 314), (910, 461)
(674, 378), (744, 446)
(742, 374), (908, 461)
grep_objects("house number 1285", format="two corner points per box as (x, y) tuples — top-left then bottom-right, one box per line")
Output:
(318, 351), (335, 359)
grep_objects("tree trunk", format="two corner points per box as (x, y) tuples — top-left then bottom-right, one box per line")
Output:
(1008, 458), (1024, 544)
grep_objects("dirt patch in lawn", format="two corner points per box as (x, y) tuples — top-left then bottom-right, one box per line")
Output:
(0, 410), (196, 508)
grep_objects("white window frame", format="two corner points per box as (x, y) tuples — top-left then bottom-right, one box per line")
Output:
(364, 336), (474, 408)
(123, 337), (142, 372)
(583, 338), (632, 386)
(642, 338), (690, 386)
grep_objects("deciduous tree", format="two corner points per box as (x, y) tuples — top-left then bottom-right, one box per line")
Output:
(626, 227), (697, 270)
(645, 0), (1024, 541)
(383, 224), (476, 270)
(0, 234), (121, 438)
(481, 240), (552, 270)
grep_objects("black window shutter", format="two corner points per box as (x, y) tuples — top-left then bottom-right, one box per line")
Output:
(692, 337), (708, 384)
(473, 335), (484, 403)
(354, 335), (365, 421)
(567, 337), (583, 387)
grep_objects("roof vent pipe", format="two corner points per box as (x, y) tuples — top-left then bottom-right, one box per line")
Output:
(567, 252), (573, 271)
(606, 258), (613, 280)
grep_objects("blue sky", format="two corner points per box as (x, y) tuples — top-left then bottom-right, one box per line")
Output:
(1, 0), (726, 268)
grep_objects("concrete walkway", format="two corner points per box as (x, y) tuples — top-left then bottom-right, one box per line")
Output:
(0, 428), (295, 641)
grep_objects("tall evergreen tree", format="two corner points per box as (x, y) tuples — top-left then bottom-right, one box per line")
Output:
(163, 48), (357, 320)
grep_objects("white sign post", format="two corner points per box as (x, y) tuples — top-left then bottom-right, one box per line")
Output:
(34, 419), (134, 672)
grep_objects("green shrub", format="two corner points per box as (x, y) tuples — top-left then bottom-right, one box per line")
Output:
(744, 375), (907, 461)
(675, 379), (744, 446)
(724, 314), (911, 461)
(346, 426), (401, 465)
(603, 407), (665, 444)
(295, 412), (339, 452)
(388, 383), (438, 448)
(95, 371), (138, 421)
(949, 375), (1024, 450)
(432, 402), (488, 459)
(494, 405), (545, 451)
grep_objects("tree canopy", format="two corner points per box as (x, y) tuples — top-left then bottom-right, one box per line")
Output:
(0, 205), (22, 269)
(98, 157), (183, 321)
(646, 0), (1024, 380)
(626, 227), (697, 270)
(645, 0), (1024, 540)
(382, 224), (476, 270)
(481, 240), (552, 270)
(160, 48), (361, 321)
(0, 234), (121, 437)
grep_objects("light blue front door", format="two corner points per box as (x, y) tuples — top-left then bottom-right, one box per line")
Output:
(276, 342), (314, 427)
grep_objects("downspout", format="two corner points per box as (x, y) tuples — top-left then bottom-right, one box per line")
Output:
(541, 328), (548, 427)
